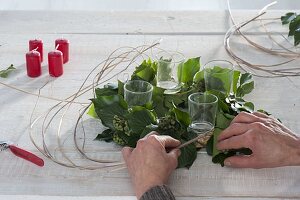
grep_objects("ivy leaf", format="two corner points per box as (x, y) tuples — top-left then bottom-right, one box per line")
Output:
(212, 128), (222, 158)
(177, 57), (200, 85)
(232, 70), (241, 94)
(237, 102), (254, 113)
(152, 86), (168, 117)
(212, 128), (231, 166)
(95, 86), (118, 98)
(172, 106), (191, 128)
(127, 134), (141, 148)
(206, 135), (214, 156)
(213, 148), (252, 166)
(236, 73), (254, 97)
(91, 95), (128, 130)
(295, 28), (300, 46)
(215, 112), (233, 129)
(205, 66), (232, 94)
(193, 70), (204, 83)
(131, 59), (156, 82)
(127, 106), (157, 134)
(140, 124), (159, 138)
(281, 13), (300, 46)
(87, 104), (99, 118)
(118, 80), (125, 96)
(0, 64), (15, 78)
(257, 109), (271, 116)
(281, 12), (297, 25)
(239, 72), (252, 86)
(288, 15), (300, 36)
(94, 129), (114, 142)
(177, 143), (197, 169)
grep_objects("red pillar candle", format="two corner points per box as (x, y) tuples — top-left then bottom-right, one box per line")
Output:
(26, 50), (42, 77)
(48, 50), (63, 77)
(55, 39), (69, 64)
(29, 39), (43, 62)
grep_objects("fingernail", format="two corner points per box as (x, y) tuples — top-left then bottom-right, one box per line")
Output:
(224, 160), (231, 166)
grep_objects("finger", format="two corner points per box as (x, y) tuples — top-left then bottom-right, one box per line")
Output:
(143, 131), (159, 138)
(217, 123), (250, 142)
(252, 111), (269, 119)
(217, 133), (250, 151)
(121, 146), (133, 164)
(224, 155), (255, 168)
(159, 135), (181, 148)
(167, 149), (181, 169)
(231, 112), (264, 124)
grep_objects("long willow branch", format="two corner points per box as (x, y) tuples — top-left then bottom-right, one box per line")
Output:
(29, 42), (160, 170)
(225, 0), (300, 77)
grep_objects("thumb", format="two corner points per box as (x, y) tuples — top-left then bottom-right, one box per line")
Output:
(122, 146), (133, 164)
(167, 149), (181, 168)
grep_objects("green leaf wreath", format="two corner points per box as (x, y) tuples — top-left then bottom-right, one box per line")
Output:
(88, 57), (267, 168)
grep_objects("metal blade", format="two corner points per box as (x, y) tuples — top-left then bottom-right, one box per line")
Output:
(0, 143), (9, 151)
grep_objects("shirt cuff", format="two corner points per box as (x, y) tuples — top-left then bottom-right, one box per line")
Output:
(140, 185), (175, 200)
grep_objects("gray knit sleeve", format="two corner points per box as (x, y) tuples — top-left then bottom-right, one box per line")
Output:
(140, 185), (176, 200)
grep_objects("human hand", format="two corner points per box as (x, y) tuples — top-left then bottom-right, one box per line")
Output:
(217, 112), (300, 168)
(122, 132), (181, 199)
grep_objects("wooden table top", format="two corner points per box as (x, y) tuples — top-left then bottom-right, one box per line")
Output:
(0, 10), (299, 200)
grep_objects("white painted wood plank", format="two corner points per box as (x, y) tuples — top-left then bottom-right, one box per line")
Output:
(1, 0), (300, 11)
(0, 10), (298, 34)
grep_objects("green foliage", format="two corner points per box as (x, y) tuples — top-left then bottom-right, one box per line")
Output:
(91, 94), (128, 130)
(281, 12), (297, 25)
(87, 104), (98, 118)
(131, 59), (157, 83)
(94, 129), (113, 142)
(0, 64), (15, 78)
(127, 106), (157, 134)
(281, 12), (300, 46)
(177, 143), (197, 168)
(236, 73), (254, 97)
(177, 57), (200, 85)
(90, 57), (267, 168)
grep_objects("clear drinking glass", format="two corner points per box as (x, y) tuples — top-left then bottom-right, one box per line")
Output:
(203, 60), (234, 95)
(156, 51), (185, 93)
(124, 80), (153, 107)
(188, 92), (218, 135)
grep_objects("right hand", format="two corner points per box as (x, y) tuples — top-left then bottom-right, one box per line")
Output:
(217, 112), (300, 168)
(122, 132), (181, 199)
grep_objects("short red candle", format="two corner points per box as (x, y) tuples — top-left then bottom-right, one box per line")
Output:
(55, 39), (69, 64)
(26, 50), (42, 78)
(29, 39), (43, 62)
(48, 50), (63, 77)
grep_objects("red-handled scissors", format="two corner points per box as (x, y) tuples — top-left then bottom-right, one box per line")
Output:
(0, 141), (44, 167)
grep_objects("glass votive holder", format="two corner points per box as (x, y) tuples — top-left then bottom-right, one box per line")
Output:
(124, 80), (153, 107)
(156, 51), (185, 93)
(203, 60), (234, 95)
(188, 92), (218, 135)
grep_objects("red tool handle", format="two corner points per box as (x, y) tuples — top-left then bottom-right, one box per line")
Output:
(9, 145), (44, 167)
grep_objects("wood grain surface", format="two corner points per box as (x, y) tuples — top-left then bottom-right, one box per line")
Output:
(0, 10), (299, 199)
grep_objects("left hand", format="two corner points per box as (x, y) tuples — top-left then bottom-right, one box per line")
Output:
(217, 112), (300, 168)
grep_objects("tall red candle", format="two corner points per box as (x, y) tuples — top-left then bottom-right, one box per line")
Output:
(26, 50), (42, 77)
(55, 39), (69, 64)
(48, 50), (63, 77)
(29, 39), (43, 62)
